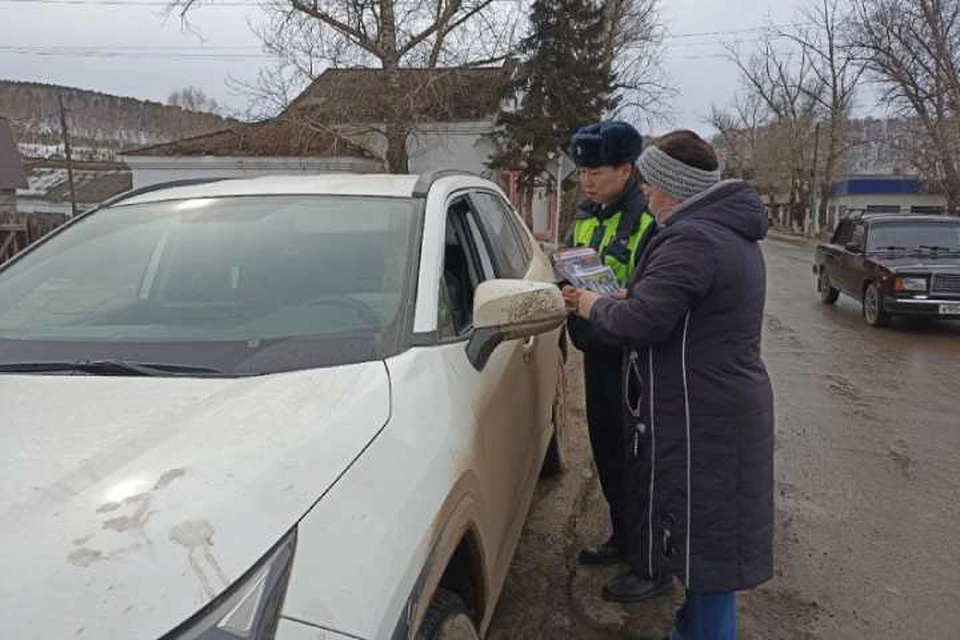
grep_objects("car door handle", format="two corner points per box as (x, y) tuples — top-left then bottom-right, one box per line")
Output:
(522, 336), (537, 362)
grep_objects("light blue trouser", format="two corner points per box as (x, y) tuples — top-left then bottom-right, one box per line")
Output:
(668, 591), (737, 640)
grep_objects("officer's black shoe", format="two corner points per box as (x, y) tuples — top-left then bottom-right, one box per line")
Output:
(577, 540), (624, 566)
(601, 572), (674, 603)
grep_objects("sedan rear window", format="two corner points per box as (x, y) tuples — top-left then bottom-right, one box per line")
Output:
(0, 195), (420, 374)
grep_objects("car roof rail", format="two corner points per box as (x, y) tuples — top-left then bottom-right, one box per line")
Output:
(91, 177), (231, 212)
(412, 169), (483, 198)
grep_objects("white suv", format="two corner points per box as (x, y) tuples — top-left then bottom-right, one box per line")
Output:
(0, 172), (568, 639)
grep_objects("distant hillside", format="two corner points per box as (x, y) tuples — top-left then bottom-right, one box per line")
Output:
(0, 81), (233, 160)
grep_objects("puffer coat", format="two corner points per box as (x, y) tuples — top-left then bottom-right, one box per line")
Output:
(589, 180), (775, 592)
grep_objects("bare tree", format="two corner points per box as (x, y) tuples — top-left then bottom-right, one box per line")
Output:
(777, 0), (865, 228)
(601, 0), (674, 124)
(170, 0), (525, 172)
(709, 92), (769, 182)
(849, 0), (960, 210)
(728, 35), (827, 229)
(168, 86), (221, 114)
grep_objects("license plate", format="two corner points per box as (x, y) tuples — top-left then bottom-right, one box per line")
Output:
(940, 303), (960, 315)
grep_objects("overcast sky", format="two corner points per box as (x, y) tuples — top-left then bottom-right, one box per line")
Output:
(1, 0), (807, 132)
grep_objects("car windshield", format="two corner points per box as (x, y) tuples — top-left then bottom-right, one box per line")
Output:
(0, 195), (420, 374)
(867, 222), (960, 252)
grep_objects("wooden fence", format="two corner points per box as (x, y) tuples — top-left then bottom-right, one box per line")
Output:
(0, 212), (68, 265)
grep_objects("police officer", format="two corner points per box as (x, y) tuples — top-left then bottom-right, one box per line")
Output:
(566, 121), (668, 602)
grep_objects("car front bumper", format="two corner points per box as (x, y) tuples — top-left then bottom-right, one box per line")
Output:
(883, 296), (960, 317)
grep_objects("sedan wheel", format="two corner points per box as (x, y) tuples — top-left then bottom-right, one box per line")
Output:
(817, 270), (840, 305)
(863, 283), (891, 327)
(418, 591), (480, 640)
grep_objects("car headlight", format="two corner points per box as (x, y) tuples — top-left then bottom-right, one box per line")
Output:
(164, 529), (297, 640)
(895, 277), (928, 292)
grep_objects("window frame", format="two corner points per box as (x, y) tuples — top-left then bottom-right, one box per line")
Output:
(850, 222), (866, 251)
(467, 189), (533, 279)
(435, 196), (497, 344)
(833, 219), (854, 246)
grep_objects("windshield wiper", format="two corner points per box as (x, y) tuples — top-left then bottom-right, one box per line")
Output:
(919, 245), (960, 253)
(871, 245), (911, 252)
(0, 359), (223, 376)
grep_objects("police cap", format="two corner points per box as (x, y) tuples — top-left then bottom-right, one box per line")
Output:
(569, 121), (643, 169)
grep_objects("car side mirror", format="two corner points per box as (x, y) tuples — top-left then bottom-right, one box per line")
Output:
(466, 279), (566, 371)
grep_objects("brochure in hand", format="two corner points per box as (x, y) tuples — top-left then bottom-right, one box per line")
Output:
(551, 247), (620, 296)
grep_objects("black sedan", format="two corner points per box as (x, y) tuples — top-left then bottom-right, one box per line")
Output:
(813, 213), (960, 327)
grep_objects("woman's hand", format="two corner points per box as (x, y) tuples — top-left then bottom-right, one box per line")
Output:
(562, 286), (602, 318)
(561, 285), (580, 313)
(612, 288), (628, 300)
(576, 290), (602, 318)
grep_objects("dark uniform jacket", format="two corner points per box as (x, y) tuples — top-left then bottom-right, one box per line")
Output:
(590, 180), (775, 592)
(564, 174), (657, 563)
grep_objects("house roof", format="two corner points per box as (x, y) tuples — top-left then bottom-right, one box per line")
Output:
(123, 117), (376, 159)
(286, 65), (512, 123)
(123, 65), (511, 160)
(0, 116), (28, 190)
(19, 161), (131, 204)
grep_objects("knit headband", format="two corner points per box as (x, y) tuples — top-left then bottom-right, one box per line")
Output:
(637, 145), (721, 202)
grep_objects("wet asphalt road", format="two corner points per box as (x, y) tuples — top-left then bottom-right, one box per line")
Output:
(757, 237), (960, 638)
(488, 237), (960, 639)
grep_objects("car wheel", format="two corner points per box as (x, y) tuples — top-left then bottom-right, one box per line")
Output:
(541, 358), (568, 477)
(863, 283), (891, 327)
(417, 590), (480, 640)
(816, 269), (840, 304)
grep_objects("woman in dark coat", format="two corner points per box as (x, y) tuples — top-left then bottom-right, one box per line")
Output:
(563, 130), (774, 639)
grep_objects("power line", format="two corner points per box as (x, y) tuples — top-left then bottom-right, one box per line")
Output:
(0, 0), (260, 5)
(0, 46), (272, 59)
(2, 44), (263, 50)
(665, 23), (815, 40)
(0, 0), (816, 41)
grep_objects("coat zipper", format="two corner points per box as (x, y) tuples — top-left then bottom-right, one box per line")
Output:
(647, 347), (656, 578)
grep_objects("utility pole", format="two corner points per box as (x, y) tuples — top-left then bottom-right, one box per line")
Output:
(58, 94), (78, 218)
(809, 122), (821, 238)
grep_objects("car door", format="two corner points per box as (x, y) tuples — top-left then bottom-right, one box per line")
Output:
(841, 221), (868, 296)
(473, 190), (561, 458)
(433, 193), (540, 577)
(825, 218), (854, 294)
(468, 190), (557, 468)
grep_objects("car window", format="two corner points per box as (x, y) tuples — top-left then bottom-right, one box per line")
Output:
(438, 198), (489, 339)
(470, 191), (531, 279)
(850, 223), (865, 249)
(834, 219), (854, 245)
(0, 195), (420, 373)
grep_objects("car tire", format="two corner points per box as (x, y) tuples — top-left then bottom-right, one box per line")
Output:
(817, 269), (840, 305)
(541, 358), (568, 477)
(417, 590), (480, 640)
(863, 283), (891, 327)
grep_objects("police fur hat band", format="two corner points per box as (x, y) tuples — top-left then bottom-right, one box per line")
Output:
(569, 121), (643, 168)
(637, 145), (721, 202)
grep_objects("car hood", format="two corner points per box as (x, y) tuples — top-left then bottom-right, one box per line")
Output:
(872, 254), (960, 272)
(0, 362), (390, 639)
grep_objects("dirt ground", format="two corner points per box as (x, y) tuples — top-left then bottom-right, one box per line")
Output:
(487, 238), (960, 639)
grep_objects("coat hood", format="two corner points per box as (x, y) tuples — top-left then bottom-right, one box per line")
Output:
(667, 180), (768, 242)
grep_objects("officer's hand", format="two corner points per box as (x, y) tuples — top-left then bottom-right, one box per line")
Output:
(612, 289), (628, 300)
(561, 285), (580, 313)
